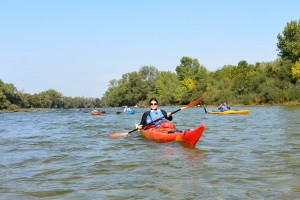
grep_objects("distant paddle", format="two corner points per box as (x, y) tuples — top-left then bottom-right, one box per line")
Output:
(108, 97), (204, 138)
(204, 104), (208, 113)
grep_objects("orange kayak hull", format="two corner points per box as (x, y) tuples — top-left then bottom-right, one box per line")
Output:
(91, 111), (102, 115)
(139, 124), (205, 146)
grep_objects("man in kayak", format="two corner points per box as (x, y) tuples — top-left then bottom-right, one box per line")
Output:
(92, 107), (99, 113)
(137, 98), (173, 130)
(218, 101), (231, 112)
(123, 106), (132, 113)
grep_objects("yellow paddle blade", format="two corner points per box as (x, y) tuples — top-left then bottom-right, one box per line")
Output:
(108, 132), (129, 138)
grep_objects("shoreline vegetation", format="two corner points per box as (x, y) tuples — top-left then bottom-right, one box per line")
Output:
(0, 108), (51, 113)
(1, 20), (300, 110)
(1, 101), (299, 114)
(100, 20), (300, 107)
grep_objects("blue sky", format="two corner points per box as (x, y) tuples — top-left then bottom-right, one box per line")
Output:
(1, 0), (299, 98)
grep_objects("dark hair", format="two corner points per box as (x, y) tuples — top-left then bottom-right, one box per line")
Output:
(149, 98), (158, 105)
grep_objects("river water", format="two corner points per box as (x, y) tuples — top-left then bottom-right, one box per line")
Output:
(0, 106), (299, 199)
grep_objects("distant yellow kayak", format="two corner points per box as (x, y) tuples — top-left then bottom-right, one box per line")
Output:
(207, 109), (250, 115)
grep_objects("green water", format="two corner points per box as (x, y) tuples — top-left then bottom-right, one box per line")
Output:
(0, 106), (299, 199)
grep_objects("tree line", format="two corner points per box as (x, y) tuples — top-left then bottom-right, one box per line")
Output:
(0, 82), (101, 111)
(1, 20), (300, 110)
(101, 20), (300, 107)
(101, 58), (300, 107)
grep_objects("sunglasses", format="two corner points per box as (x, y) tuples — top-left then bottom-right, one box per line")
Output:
(150, 103), (157, 105)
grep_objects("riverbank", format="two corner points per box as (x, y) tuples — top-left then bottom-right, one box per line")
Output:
(0, 108), (52, 113)
(1, 101), (299, 113)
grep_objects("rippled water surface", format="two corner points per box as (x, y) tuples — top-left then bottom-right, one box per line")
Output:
(1, 106), (299, 199)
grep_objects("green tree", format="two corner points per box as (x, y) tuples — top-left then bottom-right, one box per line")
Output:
(292, 58), (300, 81)
(137, 65), (159, 102)
(176, 56), (205, 81)
(38, 91), (52, 108)
(175, 56), (208, 103)
(232, 61), (256, 96)
(44, 89), (64, 108)
(154, 71), (179, 105)
(0, 79), (17, 109)
(0, 91), (10, 109)
(102, 79), (124, 107)
(205, 66), (235, 104)
(277, 20), (300, 63)
(18, 92), (31, 108)
(101, 66), (159, 107)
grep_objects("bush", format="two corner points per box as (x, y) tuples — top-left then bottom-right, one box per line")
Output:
(8, 104), (20, 111)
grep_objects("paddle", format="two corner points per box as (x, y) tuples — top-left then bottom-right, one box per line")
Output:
(203, 104), (223, 113)
(204, 104), (208, 113)
(108, 97), (204, 138)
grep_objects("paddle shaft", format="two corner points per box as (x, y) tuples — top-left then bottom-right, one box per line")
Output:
(203, 105), (207, 113)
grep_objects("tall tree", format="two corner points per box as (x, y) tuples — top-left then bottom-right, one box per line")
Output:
(176, 56), (205, 81)
(154, 71), (179, 105)
(277, 20), (300, 63)
(101, 66), (160, 107)
(175, 56), (208, 103)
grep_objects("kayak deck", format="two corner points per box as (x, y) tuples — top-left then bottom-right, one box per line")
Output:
(138, 124), (205, 146)
(207, 109), (250, 114)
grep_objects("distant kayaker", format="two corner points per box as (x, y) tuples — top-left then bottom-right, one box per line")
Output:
(137, 98), (173, 130)
(92, 107), (99, 113)
(218, 101), (231, 112)
(124, 106), (132, 113)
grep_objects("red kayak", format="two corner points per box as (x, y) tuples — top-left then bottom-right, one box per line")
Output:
(138, 124), (205, 146)
(91, 111), (102, 115)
